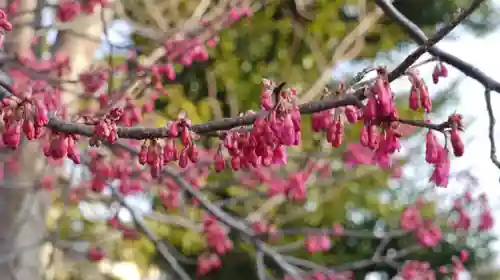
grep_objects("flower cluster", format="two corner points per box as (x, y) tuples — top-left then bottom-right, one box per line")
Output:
(399, 252), (467, 280)
(79, 70), (108, 95)
(0, 2), (494, 279)
(0, 9), (12, 48)
(0, 83), (49, 148)
(400, 200), (442, 248)
(304, 234), (332, 253)
(450, 192), (494, 232)
(136, 112), (200, 178)
(56, 0), (109, 22)
(213, 82), (300, 173)
(194, 215), (233, 276)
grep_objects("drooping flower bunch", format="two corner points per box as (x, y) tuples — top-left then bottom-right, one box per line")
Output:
(0, 81), (49, 148)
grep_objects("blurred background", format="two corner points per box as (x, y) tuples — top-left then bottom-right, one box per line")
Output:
(2, 0), (500, 279)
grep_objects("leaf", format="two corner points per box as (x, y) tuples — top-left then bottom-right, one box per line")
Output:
(197, 98), (215, 122)
(182, 100), (202, 123)
(226, 186), (249, 197)
(144, 219), (170, 237)
(78, 99), (97, 112)
(365, 193), (380, 209)
(140, 237), (157, 256)
(164, 94), (202, 124)
(221, 37), (235, 52)
(420, 202), (436, 218)
(377, 203), (391, 217)
(182, 231), (205, 254)
(156, 117), (168, 127)
(305, 204), (324, 226)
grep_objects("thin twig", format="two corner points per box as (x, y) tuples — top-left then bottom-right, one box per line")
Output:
(376, 0), (500, 92)
(111, 188), (191, 280)
(483, 89), (500, 168)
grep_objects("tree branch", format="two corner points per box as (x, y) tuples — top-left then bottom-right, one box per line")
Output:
(376, 0), (500, 93)
(110, 187), (191, 280)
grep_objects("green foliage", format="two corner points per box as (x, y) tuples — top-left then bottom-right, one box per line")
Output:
(52, 0), (498, 279)
(135, 0), (497, 277)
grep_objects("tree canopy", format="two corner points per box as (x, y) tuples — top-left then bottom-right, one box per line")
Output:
(0, 0), (498, 279)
